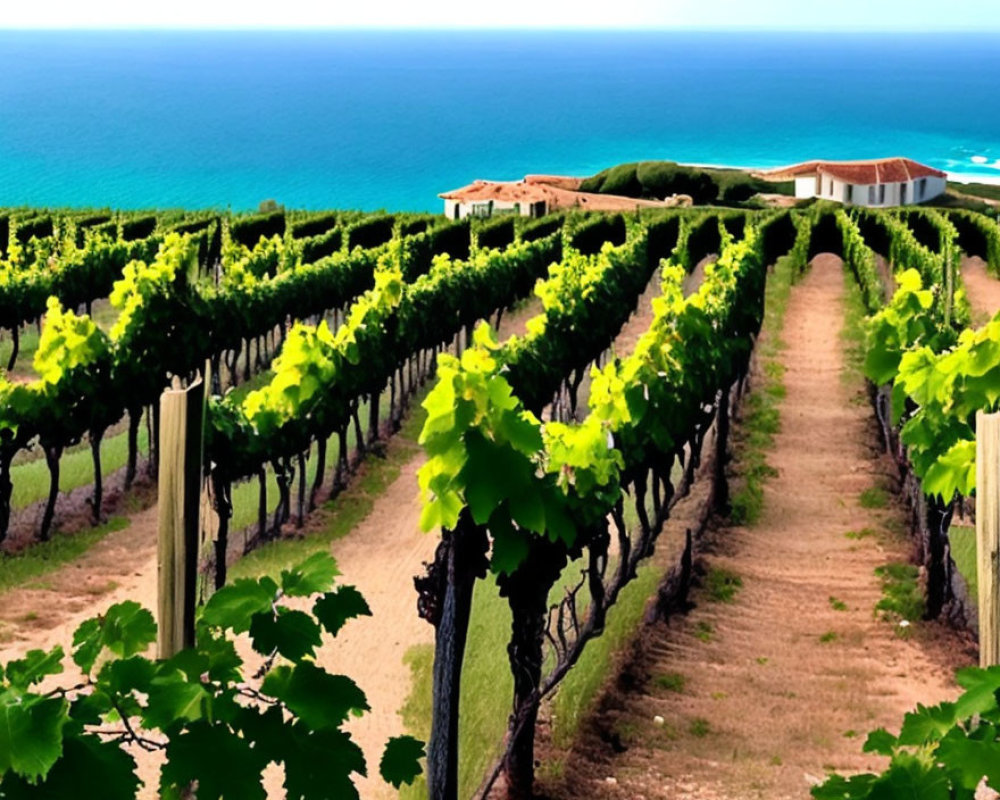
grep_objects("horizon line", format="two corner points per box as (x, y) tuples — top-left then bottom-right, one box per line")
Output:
(2, 25), (999, 33)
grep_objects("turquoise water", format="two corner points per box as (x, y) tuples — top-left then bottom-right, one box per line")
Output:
(0, 30), (998, 212)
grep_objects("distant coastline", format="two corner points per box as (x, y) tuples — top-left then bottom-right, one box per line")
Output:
(680, 161), (1000, 187)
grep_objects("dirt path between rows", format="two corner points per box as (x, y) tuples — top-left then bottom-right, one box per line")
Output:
(961, 255), (1000, 322)
(0, 501), (161, 651)
(545, 255), (971, 800)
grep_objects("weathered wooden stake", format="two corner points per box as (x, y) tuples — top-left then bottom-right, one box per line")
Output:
(976, 410), (1000, 667)
(157, 376), (206, 658)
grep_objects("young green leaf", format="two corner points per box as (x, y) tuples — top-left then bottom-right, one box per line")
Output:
(862, 727), (898, 756)
(261, 662), (369, 730)
(4, 647), (64, 691)
(101, 602), (156, 659)
(71, 618), (103, 674)
(199, 578), (278, 634)
(312, 586), (372, 638)
(0, 694), (69, 782)
(379, 735), (425, 789)
(280, 552), (339, 598)
(160, 720), (267, 800)
(0, 733), (139, 800)
(248, 609), (322, 663)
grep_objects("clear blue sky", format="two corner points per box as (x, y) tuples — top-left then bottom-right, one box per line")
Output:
(3, 0), (998, 29)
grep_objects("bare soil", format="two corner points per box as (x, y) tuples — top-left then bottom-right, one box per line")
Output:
(961, 255), (1000, 322)
(541, 255), (972, 800)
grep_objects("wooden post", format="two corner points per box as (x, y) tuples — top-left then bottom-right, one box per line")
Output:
(976, 410), (1000, 667)
(157, 376), (206, 658)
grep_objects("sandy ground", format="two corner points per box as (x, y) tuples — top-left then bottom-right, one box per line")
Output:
(961, 255), (1000, 322)
(542, 255), (971, 800)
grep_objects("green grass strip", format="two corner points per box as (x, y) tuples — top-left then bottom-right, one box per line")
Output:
(728, 254), (794, 525)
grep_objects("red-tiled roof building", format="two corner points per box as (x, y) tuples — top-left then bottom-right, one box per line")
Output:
(758, 157), (947, 207)
(438, 175), (677, 219)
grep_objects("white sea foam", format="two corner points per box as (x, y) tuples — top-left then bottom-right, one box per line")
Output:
(972, 156), (989, 164)
(948, 171), (1000, 186)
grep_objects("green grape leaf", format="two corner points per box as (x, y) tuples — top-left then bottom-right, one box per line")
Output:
(810, 772), (877, 800)
(379, 735), (425, 789)
(282, 724), (366, 800)
(936, 726), (1000, 791)
(896, 702), (958, 745)
(160, 720), (266, 800)
(199, 577), (278, 634)
(69, 689), (114, 726)
(509, 487), (546, 534)
(463, 431), (534, 526)
(866, 751), (950, 799)
(99, 656), (156, 697)
(5, 647), (64, 690)
(418, 488), (464, 533)
(0, 733), (139, 800)
(142, 677), (207, 731)
(954, 666), (1000, 719)
(862, 727), (898, 756)
(249, 609), (322, 662)
(261, 662), (369, 730)
(101, 602), (157, 659)
(197, 631), (243, 683)
(71, 618), (103, 674)
(160, 648), (210, 683)
(488, 511), (530, 575)
(280, 552), (340, 597)
(312, 586), (372, 638)
(863, 340), (902, 387)
(0, 694), (69, 781)
(921, 439), (976, 502)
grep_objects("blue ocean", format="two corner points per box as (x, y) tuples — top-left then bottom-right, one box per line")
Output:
(0, 30), (998, 212)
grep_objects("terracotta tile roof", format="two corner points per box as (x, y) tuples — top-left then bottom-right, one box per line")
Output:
(438, 180), (552, 204)
(439, 177), (678, 211)
(760, 158), (946, 185)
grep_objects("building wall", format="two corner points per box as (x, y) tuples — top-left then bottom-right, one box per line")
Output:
(809, 174), (947, 207)
(918, 176), (947, 204)
(816, 176), (851, 203)
(794, 176), (816, 199)
(442, 198), (535, 219)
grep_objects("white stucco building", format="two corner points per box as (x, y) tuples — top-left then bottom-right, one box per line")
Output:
(440, 175), (700, 219)
(761, 157), (947, 207)
(439, 179), (551, 220)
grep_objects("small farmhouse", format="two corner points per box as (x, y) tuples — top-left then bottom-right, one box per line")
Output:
(439, 175), (682, 219)
(760, 157), (947, 207)
(440, 179), (552, 220)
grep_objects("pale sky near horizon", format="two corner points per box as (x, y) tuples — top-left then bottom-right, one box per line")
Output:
(2, 0), (998, 30)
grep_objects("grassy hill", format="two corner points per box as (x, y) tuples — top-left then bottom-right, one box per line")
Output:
(580, 161), (794, 206)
